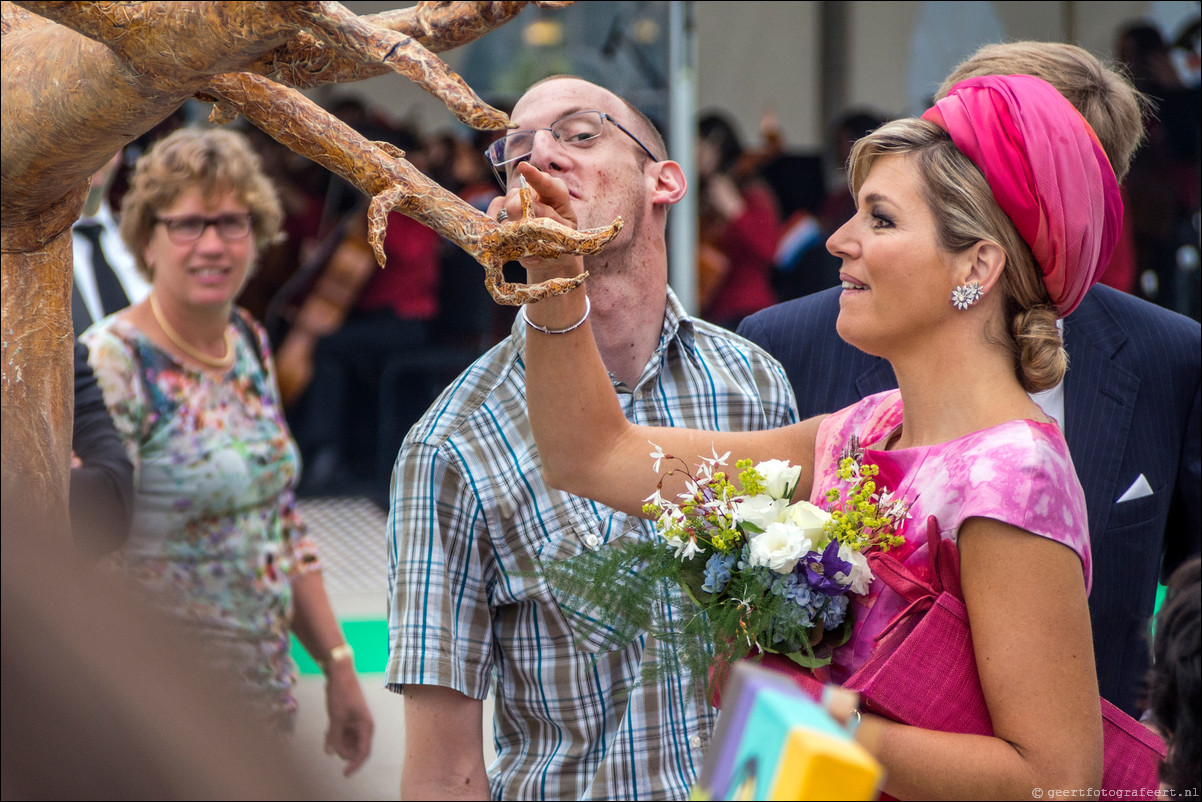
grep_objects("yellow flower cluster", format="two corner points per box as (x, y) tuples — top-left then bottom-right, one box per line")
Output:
(824, 458), (906, 552)
(736, 459), (765, 496)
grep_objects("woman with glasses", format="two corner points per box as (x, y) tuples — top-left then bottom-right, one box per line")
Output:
(80, 127), (373, 774)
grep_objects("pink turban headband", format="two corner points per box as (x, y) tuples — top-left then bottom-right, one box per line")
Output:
(922, 74), (1122, 317)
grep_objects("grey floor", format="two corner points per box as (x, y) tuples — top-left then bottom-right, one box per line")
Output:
(293, 496), (495, 799)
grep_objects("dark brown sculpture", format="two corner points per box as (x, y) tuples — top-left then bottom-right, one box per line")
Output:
(1, 1), (618, 547)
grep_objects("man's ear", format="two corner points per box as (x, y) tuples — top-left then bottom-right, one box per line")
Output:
(649, 159), (686, 207)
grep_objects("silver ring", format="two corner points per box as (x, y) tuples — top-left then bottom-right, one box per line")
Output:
(497, 209), (509, 222)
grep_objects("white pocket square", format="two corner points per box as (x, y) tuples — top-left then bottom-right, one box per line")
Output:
(1117, 473), (1153, 503)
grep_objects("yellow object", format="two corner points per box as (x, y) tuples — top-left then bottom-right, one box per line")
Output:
(770, 728), (883, 801)
(693, 662), (885, 800)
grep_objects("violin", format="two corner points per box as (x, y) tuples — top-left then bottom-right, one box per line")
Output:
(273, 211), (377, 406)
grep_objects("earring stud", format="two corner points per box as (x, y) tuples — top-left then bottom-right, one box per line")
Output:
(951, 281), (984, 310)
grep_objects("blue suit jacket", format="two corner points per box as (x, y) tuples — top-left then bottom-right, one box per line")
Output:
(738, 284), (1201, 717)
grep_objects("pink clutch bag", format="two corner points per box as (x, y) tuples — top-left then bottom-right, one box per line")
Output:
(735, 517), (1166, 798)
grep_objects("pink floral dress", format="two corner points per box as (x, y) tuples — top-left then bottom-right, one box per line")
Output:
(811, 390), (1091, 682)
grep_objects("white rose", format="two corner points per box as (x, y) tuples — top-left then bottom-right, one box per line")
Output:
(755, 459), (802, 499)
(732, 494), (788, 532)
(782, 500), (832, 542)
(748, 522), (812, 574)
(835, 542), (873, 595)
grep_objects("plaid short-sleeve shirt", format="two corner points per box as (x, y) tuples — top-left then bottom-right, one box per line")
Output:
(386, 290), (797, 800)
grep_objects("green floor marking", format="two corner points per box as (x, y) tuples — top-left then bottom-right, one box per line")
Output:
(293, 619), (389, 675)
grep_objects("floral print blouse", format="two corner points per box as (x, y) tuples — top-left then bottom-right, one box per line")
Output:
(82, 309), (319, 727)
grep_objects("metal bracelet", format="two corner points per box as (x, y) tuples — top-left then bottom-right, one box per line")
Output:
(521, 296), (591, 335)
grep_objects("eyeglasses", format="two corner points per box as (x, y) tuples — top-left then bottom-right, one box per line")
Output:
(154, 213), (253, 244)
(484, 110), (660, 188)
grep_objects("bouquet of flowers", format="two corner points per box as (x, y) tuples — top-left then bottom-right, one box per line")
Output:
(541, 439), (912, 691)
(641, 443), (910, 669)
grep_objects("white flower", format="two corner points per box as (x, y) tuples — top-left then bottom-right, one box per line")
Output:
(701, 445), (731, 469)
(664, 532), (702, 561)
(656, 506), (685, 531)
(649, 442), (668, 473)
(748, 522), (812, 573)
(835, 542), (874, 595)
(732, 494), (788, 531)
(781, 500), (831, 542)
(886, 499), (913, 523)
(755, 459), (802, 499)
(643, 487), (666, 508)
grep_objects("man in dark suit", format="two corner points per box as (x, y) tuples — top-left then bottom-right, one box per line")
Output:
(72, 150), (149, 334)
(738, 42), (1202, 718)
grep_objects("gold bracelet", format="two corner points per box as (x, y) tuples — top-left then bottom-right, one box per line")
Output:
(321, 642), (354, 673)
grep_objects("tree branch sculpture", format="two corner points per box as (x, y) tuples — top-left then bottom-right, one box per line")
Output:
(1, 1), (618, 547)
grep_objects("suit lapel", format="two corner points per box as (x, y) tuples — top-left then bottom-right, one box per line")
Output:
(1062, 291), (1139, 540)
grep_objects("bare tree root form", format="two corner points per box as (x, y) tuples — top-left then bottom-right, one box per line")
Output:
(1, 1), (617, 547)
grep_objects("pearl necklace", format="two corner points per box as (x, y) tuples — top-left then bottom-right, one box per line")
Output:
(149, 293), (235, 370)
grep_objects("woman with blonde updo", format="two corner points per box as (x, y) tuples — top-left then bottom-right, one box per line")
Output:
(82, 127), (373, 774)
(842, 115), (1070, 394)
(512, 73), (1123, 796)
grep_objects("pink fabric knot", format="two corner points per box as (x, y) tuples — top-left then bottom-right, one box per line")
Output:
(922, 74), (1122, 317)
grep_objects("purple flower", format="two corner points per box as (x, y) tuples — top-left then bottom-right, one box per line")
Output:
(803, 540), (853, 594)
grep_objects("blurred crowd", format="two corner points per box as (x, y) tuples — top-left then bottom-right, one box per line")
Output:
(697, 15), (1200, 332)
(241, 98), (517, 506)
(86, 15), (1197, 507)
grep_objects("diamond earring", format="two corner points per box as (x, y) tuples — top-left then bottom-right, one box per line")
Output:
(951, 281), (984, 310)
